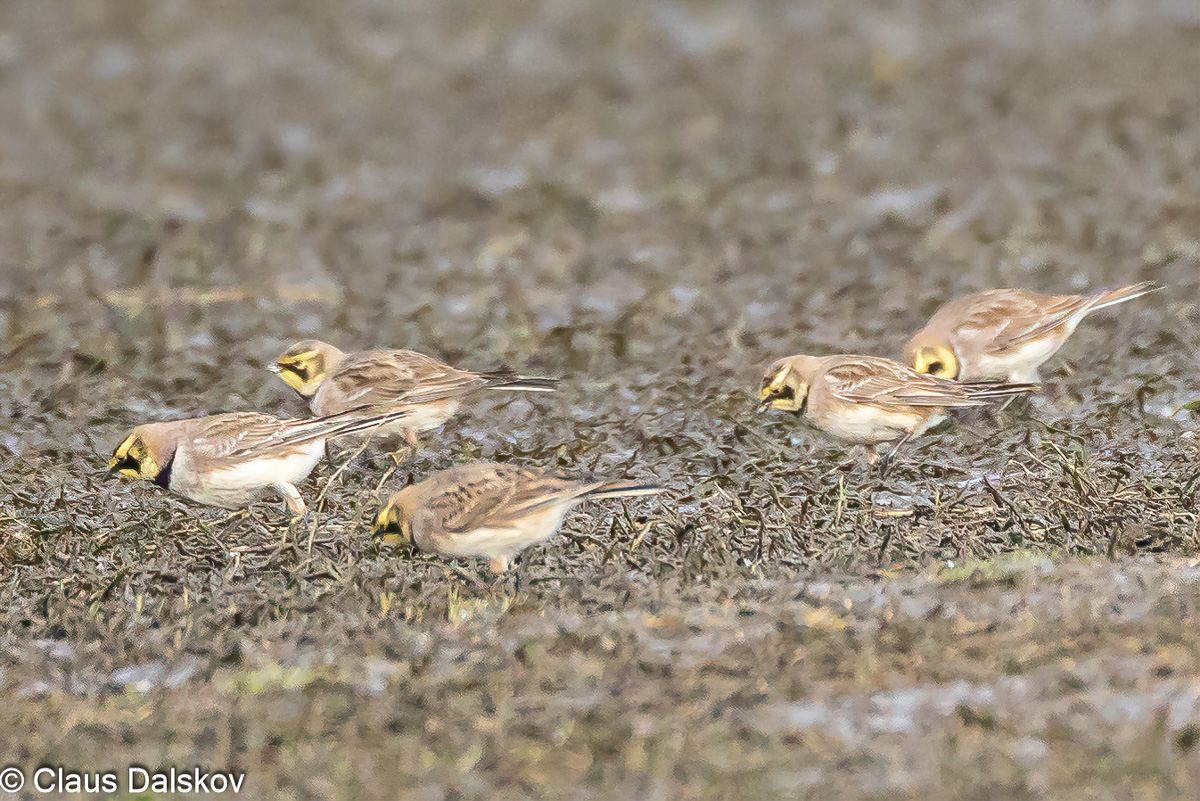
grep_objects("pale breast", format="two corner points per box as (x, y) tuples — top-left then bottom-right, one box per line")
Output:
(812, 403), (936, 445)
(313, 393), (460, 437)
(425, 504), (570, 560)
(399, 398), (461, 433)
(178, 440), (325, 508)
(966, 334), (1067, 381)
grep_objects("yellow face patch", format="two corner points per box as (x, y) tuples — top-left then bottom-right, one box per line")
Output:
(371, 504), (412, 545)
(759, 368), (808, 413)
(271, 349), (327, 397)
(911, 345), (959, 380)
(108, 434), (160, 480)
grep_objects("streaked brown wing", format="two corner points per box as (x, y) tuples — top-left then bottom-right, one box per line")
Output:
(823, 357), (972, 407)
(950, 290), (1083, 352)
(999, 294), (1098, 347)
(426, 464), (579, 533)
(188, 412), (292, 459)
(330, 350), (484, 407)
(189, 409), (407, 461)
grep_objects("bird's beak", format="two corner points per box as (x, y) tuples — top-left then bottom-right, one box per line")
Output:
(266, 364), (281, 373)
(104, 464), (121, 481)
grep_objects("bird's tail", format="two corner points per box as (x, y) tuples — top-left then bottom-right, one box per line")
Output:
(323, 407), (413, 438)
(1086, 281), (1162, 314)
(959, 381), (1040, 404)
(478, 369), (559, 392)
(269, 406), (412, 450)
(577, 480), (664, 502)
(1008, 281), (1161, 347)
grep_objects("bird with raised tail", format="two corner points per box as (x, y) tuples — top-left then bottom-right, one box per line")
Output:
(904, 282), (1160, 383)
(371, 462), (662, 574)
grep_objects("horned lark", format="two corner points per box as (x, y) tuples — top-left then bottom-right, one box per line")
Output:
(270, 340), (557, 445)
(371, 462), (661, 573)
(759, 354), (1035, 468)
(107, 407), (411, 515)
(905, 282), (1159, 382)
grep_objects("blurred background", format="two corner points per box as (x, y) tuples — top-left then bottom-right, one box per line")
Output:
(1, 1), (1199, 798)
(3, 1), (1196, 384)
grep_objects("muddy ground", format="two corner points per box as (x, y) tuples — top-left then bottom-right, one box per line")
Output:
(0, 1), (1198, 798)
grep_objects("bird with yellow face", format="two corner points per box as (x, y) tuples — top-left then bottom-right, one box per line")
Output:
(759, 353), (1036, 471)
(904, 282), (1158, 383)
(107, 407), (411, 515)
(371, 462), (661, 574)
(270, 340), (557, 447)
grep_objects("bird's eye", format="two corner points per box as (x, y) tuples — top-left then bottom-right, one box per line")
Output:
(928, 361), (944, 374)
(113, 453), (140, 473)
(374, 511), (410, 545)
(374, 509), (404, 535)
(279, 361), (310, 381)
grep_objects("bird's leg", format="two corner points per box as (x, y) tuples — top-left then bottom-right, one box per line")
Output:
(824, 446), (870, 476)
(876, 445), (891, 477)
(999, 369), (1041, 413)
(510, 553), (526, 595)
(488, 555), (510, 575)
(387, 429), (419, 466)
(993, 391), (1040, 420)
(879, 432), (915, 479)
(446, 562), (484, 588)
(276, 483), (308, 526)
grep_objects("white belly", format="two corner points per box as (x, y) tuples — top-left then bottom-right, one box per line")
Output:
(175, 441), (324, 508)
(966, 337), (1066, 382)
(817, 405), (938, 445)
(429, 505), (569, 560)
(395, 398), (460, 433)
(317, 399), (461, 440)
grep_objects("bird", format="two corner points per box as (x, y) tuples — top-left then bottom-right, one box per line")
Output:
(269, 340), (557, 447)
(371, 462), (662, 574)
(107, 407), (412, 515)
(904, 282), (1159, 382)
(759, 353), (1036, 472)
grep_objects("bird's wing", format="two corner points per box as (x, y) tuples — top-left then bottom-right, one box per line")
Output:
(1000, 282), (1158, 347)
(187, 413), (294, 459)
(822, 357), (984, 407)
(425, 465), (579, 533)
(940, 290), (1068, 353)
(327, 350), (484, 408)
(189, 409), (410, 462)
